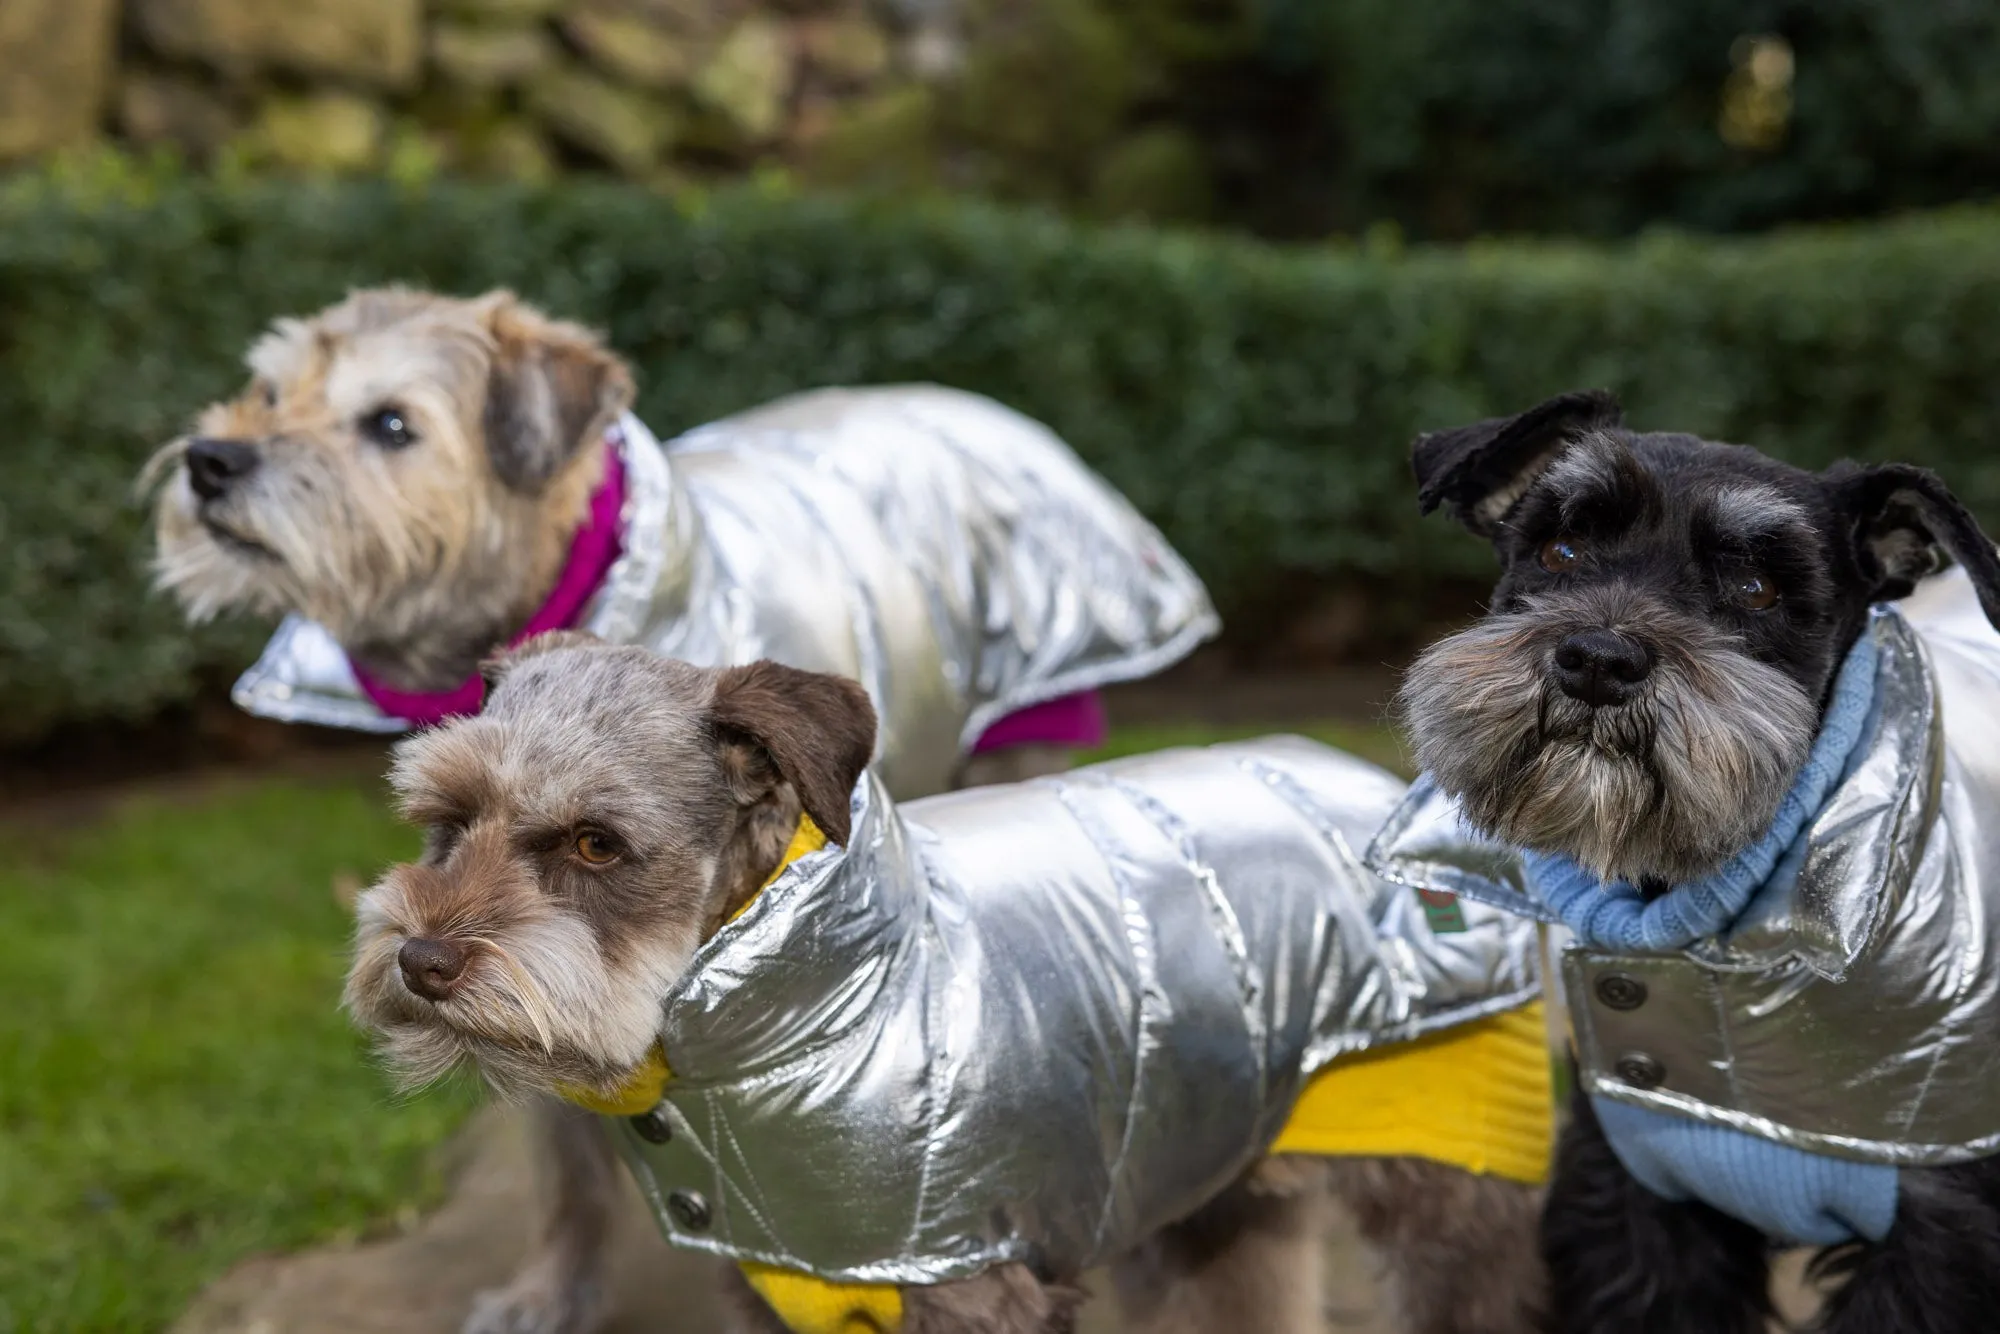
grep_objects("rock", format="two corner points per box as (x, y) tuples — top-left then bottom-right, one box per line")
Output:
(468, 119), (559, 182)
(561, 7), (697, 88)
(798, 14), (890, 86)
(605, 0), (729, 36)
(691, 16), (793, 145)
(237, 93), (386, 173)
(429, 22), (554, 88)
(527, 64), (676, 174)
(383, 118), (448, 184)
(133, 0), (423, 90)
(0, 0), (117, 161)
(903, 21), (964, 80)
(428, 0), (566, 20)
(804, 83), (936, 187)
(118, 70), (238, 154)
(787, 88), (840, 150)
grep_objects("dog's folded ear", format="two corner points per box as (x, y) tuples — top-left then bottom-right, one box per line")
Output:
(477, 630), (607, 699)
(479, 292), (636, 493)
(709, 662), (879, 846)
(1412, 390), (1623, 537)
(1829, 462), (2000, 630)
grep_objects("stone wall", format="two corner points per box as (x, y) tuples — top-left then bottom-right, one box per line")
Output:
(0, 0), (950, 183)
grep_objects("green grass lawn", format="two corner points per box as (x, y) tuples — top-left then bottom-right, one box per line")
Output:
(0, 776), (477, 1334)
(0, 721), (1401, 1332)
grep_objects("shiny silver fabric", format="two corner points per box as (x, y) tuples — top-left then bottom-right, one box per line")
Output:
(616, 737), (1544, 1284)
(1370, 566), (2000, 1166)
(232, 387), (1220, 797)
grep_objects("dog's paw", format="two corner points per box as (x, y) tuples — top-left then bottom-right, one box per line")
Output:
(462, 1274), (607, 1334)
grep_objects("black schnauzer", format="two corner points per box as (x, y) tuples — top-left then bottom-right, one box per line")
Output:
(1399, 389), (2000, 1332)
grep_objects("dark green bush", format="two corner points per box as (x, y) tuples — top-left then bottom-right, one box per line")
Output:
(1286, 0), (2000, 239)
(7, 170), (2000, 742)
(813, 0), (2000, 241)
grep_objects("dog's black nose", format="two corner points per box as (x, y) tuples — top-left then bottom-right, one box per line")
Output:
(398, 937), (468, 1001)
(1553, 630), (1653, 707)
(184, 438), (260, 501)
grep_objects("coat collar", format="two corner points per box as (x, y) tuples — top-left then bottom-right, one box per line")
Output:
(1367, 604), (1941, 983)
(228, 412), (677, 731)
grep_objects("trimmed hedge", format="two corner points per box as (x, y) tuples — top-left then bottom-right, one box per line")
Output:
(7, 173), (2000, 742)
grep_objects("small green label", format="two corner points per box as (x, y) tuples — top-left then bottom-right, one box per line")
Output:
(1416, 888), (1467, 934)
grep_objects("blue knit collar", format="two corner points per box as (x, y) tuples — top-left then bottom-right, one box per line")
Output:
(1518, 631), (1881, 954)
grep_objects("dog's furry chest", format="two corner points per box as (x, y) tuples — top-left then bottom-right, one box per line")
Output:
(611, 738), (1545, 1285)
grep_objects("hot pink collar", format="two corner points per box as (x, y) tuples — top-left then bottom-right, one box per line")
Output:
(350, 441), (628, 725)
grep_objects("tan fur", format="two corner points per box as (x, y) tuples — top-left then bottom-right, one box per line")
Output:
(147, 288), (631, 689)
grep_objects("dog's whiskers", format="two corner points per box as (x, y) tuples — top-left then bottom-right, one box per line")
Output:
(462, 934), (557, 1055)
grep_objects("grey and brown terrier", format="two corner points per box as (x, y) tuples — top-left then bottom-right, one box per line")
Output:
(346, 634), (1551, 1334)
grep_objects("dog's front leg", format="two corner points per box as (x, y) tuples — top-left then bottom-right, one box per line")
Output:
(465, 1097), (619, 1334)
(1812, 1159), (2000, 1334)
(1542, 1090), (1770, 1334)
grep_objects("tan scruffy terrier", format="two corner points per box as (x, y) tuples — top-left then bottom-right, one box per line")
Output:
(146, 289), (629, 688)
(347, 633), (1555, 1334)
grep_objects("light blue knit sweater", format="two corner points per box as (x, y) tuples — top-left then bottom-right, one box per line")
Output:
(1522, 633), (1899, 1245)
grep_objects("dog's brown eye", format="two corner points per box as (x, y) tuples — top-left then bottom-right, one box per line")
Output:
(258, 381), (277, 408)
(361, 406), (417, 450)
(1539, 537), (1582, 573)
(1735, 572), (1778, 610)
(574, 831), (619, 865)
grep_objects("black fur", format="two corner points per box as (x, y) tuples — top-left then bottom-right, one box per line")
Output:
(1812, 1158), (2000, 1333)
(1542, 1089), (1773, 1334)
(1413, 395), (2000, 717)
(1413, 390), (1623, 536)
(1409, 392), (2000, 1332)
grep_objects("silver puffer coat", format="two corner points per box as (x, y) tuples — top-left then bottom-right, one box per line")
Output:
(1371, 566), (2000, 1166)
(231, 386), (1219, 797)
(614, 737), (1544, 1284)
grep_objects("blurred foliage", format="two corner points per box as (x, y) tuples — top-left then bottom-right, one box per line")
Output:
(15, 0), (2000, 239)
(7, 166), (2000, 740)
(813, 0), (2000, 239)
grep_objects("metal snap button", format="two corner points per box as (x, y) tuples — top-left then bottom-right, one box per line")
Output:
(1614, 1053), (1666, 1090)
(630, 1104), (673, 1145)
(1594, 973), (1647, 1011)
(668, 1189), (711, 1232)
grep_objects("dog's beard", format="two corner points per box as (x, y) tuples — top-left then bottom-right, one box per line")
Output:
(1401, 600), (1818, 885)
(144, 441), (298, 623)
(343, 884), (695, 1102)
(144, 438), (522, 684)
